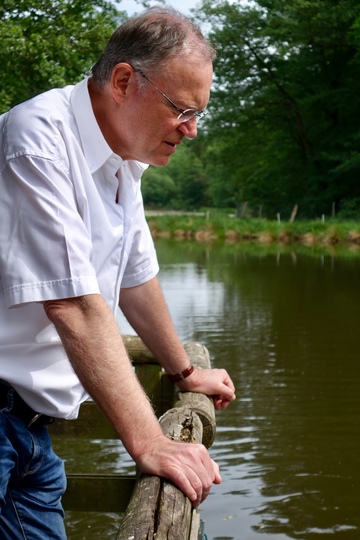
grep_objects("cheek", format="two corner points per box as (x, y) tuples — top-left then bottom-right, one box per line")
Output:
(136, 116), (158, 143)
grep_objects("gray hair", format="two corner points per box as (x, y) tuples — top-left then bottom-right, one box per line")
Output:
(91, 5), (216, 87)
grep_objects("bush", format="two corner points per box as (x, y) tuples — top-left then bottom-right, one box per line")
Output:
(338, 198), (360, 220)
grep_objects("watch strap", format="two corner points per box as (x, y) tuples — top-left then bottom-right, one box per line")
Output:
(167, 364), (195, 383)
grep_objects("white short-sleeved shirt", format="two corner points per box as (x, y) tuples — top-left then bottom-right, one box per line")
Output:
(0, 78), (159, 419)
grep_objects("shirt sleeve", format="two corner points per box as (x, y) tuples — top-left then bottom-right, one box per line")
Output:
(1, 154), (100, 308)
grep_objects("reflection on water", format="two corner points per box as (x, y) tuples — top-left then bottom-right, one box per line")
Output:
(61, 240), (360, 539)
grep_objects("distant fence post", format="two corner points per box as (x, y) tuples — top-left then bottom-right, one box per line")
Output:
(241, 201), (248, 218)
(289, 204), (298, 223)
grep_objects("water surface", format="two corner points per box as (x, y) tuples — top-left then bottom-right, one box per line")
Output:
(60, 240), (360, 539)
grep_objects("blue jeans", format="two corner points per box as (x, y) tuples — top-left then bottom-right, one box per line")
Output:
(0, 403), (67, 539)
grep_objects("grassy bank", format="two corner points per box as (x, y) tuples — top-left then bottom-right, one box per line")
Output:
(145, 211), (360, 248)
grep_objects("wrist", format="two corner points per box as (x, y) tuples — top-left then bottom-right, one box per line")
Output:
(167, 364), (195, 383)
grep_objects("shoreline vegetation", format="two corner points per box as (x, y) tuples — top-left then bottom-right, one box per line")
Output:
(145, 210), (360, 250)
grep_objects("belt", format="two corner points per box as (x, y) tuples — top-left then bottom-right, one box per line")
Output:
(0, 379), (54, 431)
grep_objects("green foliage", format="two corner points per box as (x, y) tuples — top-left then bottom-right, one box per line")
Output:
(142, 139), (211, 210)
(194, 0), (360, 217)
(0, 0), (125, 112)
(170, 139), (210, 209)
(141, 167), (178, 208)
(337, 198), (360, 220)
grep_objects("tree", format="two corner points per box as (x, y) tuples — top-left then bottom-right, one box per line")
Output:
(142, 139), (211, 210)
(0, 0), (124, 113)
(141, 168), (179, 208)
(195, 0), (360, 217)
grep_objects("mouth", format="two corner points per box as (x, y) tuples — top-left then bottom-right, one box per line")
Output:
(165, 140), (181, 149)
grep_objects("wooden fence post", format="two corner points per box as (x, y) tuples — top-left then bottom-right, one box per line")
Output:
(116, 341), (216, 540)
(289, 204), (298, 223)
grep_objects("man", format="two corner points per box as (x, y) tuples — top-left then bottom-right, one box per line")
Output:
(0, 6), (235, 539)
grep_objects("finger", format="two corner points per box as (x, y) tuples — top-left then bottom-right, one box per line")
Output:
(181, 465), (208, 507)
(213, 396), (223, 409)
(213, 393), (236, 409)
(213, 396), (226, 409)
(168, 452), (208, 505)
(158, 443), (220, 506)
(186, 450), (219, 505)
(212, 374), (235, 401)
(174, 469), (200, 505)
(210, 458), (222, 484)
(223, 374), (236, 393)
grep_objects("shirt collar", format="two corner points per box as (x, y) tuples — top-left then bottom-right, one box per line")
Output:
(70, 77), (114, 174)
(70, 77), (149, 181)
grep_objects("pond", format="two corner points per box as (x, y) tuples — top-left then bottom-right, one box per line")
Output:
(59, 239), (360, 540)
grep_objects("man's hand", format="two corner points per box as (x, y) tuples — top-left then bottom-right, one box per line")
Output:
(137, 435), (222, 507)
(176, 368), (236, 410)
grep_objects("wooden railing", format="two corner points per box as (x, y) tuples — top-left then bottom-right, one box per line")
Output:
(51, 337), (216, 539)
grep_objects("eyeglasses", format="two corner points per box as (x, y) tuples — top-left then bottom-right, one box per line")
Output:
(135, 67), (208, 123)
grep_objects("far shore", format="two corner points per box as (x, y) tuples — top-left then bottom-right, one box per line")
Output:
(145, 212), (360, 249)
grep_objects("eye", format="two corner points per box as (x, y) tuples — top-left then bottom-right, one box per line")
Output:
(179, 109), (198, 121)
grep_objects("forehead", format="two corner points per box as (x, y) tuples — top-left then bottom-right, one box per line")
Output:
(157, 55), (213, 109)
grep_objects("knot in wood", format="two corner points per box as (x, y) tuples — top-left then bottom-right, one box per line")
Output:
(180, 416), (196, 443)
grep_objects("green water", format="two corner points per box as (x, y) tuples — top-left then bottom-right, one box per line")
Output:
(57, 240), (360, 539)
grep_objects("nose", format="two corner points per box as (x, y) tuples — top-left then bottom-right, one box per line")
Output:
(177, 117), (198, 139)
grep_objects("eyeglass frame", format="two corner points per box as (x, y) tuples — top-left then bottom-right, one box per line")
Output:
(134, 67), (208, 123)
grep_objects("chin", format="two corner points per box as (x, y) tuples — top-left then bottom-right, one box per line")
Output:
(150, 155), (172, 167)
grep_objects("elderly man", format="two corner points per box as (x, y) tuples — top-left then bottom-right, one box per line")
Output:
(0, 6), (235, 539)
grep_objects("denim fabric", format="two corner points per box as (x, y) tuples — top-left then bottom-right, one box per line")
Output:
(0, 398), (67, 540)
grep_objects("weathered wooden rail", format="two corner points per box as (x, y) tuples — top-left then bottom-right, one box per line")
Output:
(51, 337), (216, 539)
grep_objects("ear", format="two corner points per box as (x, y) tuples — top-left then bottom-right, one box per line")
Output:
(110, 63), (135, 104)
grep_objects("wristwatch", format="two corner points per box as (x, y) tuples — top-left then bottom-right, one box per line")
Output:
(167, 364), (195, 383)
